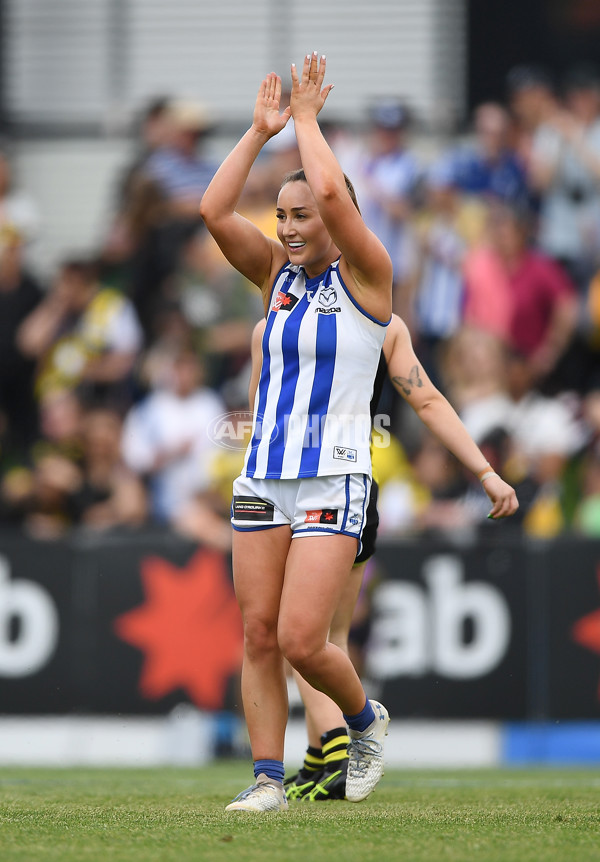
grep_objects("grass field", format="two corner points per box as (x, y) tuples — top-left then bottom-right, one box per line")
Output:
(1, 762), (599, 862)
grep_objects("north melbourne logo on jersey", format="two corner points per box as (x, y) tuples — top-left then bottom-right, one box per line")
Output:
(304, 508), (338, 524)
(319, 286), (337, 307)
(273, 291), (299, 312)
(333, 446), (357, 463)
(315, 285), (341, 314)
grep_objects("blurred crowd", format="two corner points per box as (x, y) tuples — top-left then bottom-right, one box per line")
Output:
(3, 62), (600, 544)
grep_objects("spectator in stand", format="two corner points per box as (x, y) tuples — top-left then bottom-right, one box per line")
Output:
(506, 65), (559, 173)
(440, 331), (533, 529)
(117, 95), (173, 207)
(144, 98), (216, 225)
(0, 224), (44, 460)
(121, 345), (225, 527)
(17, 258), (143, 409)
(409, 430), (470, 533)
(173, 381), (250, 554)
(442, 326), (514, 445)
(441, 328), (584, 536)
(529, 63), (600, 290)
(0, 150), (44, 275)
(0, 443), (82, 538)
(136, 304), (195, 394)
(141, 98), (218, 279)
(101, 96), (188, 342)
(504, 349), (585, 538)
(1, 403), (147, 538)
(99, 172), (174, 344)
(69, 406), (148, 532)
(172, 226), (262, 390)
(439, 102), (529, 206)
(411, 160), (468, 384)
(340, 98), (420, 313)
(463, 201), (579, 389)
(0, 387), (85, 530)
(35, 387), (85, 463)
(573, 441), (600, 537)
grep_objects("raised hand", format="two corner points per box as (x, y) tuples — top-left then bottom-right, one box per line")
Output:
(290, 51), (334, 121)
(252, 73), (291, 138)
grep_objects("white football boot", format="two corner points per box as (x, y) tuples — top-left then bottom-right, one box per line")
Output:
(225, 773), (289, 813)
(345, 700), (389, 802)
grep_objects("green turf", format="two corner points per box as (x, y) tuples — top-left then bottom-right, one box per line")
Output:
(1, 763), (599, 862)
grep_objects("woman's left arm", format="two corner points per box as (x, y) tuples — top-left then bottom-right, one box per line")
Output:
(385, 317), (519, 519)
(290, 53), (393, 319)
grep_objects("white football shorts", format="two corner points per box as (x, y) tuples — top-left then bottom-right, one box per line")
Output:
(231, 473), (370, 549)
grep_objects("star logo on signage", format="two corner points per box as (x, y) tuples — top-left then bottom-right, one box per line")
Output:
(114, 549), (243, 709)
(572, 566), (600, 699)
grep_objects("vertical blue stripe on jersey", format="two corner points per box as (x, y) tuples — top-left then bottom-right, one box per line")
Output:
(264, 290), (311, 477)
(298, 310), (337, 476)
(246, 270), (294, 476)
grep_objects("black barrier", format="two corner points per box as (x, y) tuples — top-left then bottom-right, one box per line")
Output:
(367, 539), (529, 719)
(367, 537), (600, 719)
(1, 531), (600, 719)
(0, 530), (243, 715)
(0, 534), (74, 712)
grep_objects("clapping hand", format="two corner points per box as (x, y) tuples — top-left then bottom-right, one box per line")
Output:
(252, 73), (291, 139)
(290, 51), (334, 122)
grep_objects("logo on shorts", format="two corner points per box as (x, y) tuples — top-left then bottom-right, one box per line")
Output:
(304, 509), (338, 525)
(333, 446), (357, 463)
(273, 291), (299, 312)
(233, 497), (275, 522)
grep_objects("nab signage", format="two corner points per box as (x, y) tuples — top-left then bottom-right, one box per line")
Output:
(367, 554), (511, 679)
(0, 536), (74, 711)
(0, 555), (59, 676)
(366, 541), (528, 718)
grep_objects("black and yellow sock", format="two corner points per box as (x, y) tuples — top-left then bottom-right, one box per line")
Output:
(298, 745), (324, 780)
(321, 726), (350, 773)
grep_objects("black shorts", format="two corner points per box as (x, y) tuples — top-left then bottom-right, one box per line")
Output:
(354, 480), (379, 564)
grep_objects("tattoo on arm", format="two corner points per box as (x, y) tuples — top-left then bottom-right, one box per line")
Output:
(392, 365), (423, 397)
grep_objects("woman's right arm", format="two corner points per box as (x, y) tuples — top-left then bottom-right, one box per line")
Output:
(199, 73), (290, 293)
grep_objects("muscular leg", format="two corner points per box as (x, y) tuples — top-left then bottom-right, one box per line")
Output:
(278, 536), (367, 716)
(293, 561), (366, 744)
(233, 525), (291, 761)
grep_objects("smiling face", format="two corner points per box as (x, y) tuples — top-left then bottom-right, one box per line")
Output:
(276, 180), (338, 278)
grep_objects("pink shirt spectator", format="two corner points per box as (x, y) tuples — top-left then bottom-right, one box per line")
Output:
(464, 246), (576, 357)
(463, 246), (512, 341)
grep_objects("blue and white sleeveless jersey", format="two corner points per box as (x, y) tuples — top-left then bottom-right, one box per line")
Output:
(243, 260), (389, 479)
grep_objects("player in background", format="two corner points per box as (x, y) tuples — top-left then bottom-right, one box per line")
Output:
(249, 313), (520, 801)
